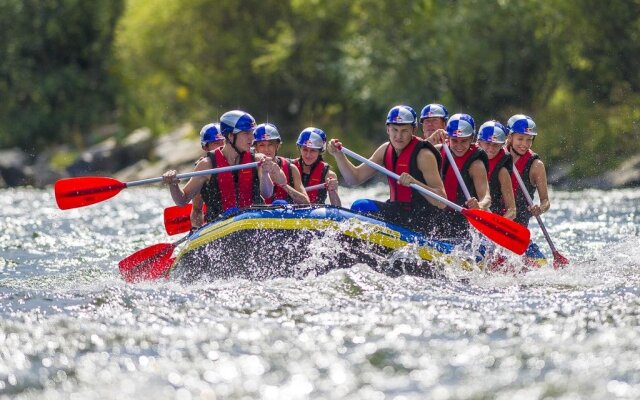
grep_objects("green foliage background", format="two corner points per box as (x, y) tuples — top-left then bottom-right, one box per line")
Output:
(0, 0), (123, 151)
(1, 0), (639, 178)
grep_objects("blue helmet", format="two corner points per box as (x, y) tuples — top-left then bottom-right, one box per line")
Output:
(296, 127), (326, 151)
(200, 123), (224, 146)
(386, 105), (417, 126)
(419, 103), (449, 122)
(446, 113), (476, 138)
(315, 128), (327, 143)
(253, 123), (282, 144)
(219, 110), (256, 135)
(507, 114), (537, 136)
(478, 120), (508, 144)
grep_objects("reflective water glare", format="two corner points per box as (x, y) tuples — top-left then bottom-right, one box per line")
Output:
(1, 186), (639, 399)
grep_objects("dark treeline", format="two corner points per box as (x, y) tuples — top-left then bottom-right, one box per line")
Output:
(1, 0), (639, 178)
(0, 0), (123, 151)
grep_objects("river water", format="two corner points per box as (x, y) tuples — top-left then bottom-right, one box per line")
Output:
(1, 185), (639, 399)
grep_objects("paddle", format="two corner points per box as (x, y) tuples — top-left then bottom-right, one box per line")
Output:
(54, 162), (261, 210)
(444, 142), (510, 240)
(162, 182), (330, 235)
(443, 143), (472, 201)
(304, 183), (326, 192)
(118, 235), (188, 283)
(163, 203), (207, 236)
(337, 144), (530, 255)
(512, 168), (569, 268)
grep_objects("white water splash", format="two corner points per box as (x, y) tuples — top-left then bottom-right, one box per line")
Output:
(1, 186), (639, 399)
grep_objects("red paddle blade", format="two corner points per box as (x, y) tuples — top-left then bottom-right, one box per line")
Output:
(163, 204), (208, 235)
(118, 243), (175, 283)
(552, 251), (570, 269)
(462, 209), (531, 255)
(164, 204), (193, 235)
(142, 256), (174, 281)
(54, 177), (126, 210)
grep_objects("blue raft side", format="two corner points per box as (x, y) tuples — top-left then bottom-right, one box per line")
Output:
(189, 205), (457, 255)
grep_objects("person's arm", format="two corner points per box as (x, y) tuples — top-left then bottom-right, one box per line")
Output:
(326, 139), (382, 186)
(190, 194), (205, 228)
(498, 167), (516, 220)
(280, 166), (310, 204)
(529, 159), (550, 216)
(258, 157), (276, 199)
(398, 148), (447, 209)
(425, 129), (447, 145)
(162, 158), (211, 206)
(325, 170), (341, 207)
(468, 159), (491, 210)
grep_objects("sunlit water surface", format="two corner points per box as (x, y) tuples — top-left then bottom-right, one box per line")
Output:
(1, 186), (639, 399)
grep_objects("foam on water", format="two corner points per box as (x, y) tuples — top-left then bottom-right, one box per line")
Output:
(1, 186), (639, 399)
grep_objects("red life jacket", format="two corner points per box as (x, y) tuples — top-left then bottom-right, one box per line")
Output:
(510, 149), (540, 226)
(384, 136), (421, 202)
(487, 148), (506, 178)
(511, 149), (535, 195)
(213, 148), (256, 211)
(292, 158), (329, 204)
(441, 144), (484, 204)
(487, 149), (512, 215)
(263, 156), (292, 204)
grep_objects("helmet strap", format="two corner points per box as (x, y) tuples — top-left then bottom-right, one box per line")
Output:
(274, 140), (281, 157)
(301, 155), (322, 169)
(509, 145), (525, 157)
(226, 134), (244, 159)
(508, 135), (535, 157)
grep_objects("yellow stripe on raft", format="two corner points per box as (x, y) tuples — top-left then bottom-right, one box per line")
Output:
(172, 217), (472, 269)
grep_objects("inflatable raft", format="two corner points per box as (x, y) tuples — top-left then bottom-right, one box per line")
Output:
(168, 204), (545, 282)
